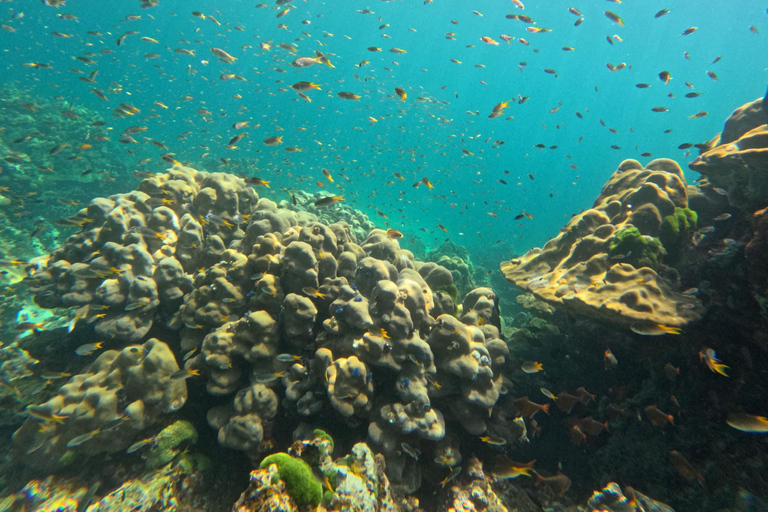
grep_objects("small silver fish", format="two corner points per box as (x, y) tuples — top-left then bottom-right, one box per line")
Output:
(75, 342), (103, 356)
(67, 429), (100, 448)
(400, 442), (421, 460)
(171, 368), (200, 380)
(124, 298), (150, 311)
(126, 437), (156, 454)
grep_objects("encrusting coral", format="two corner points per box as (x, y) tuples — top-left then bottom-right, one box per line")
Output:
(500, 159), (704, 331)
(14, 165), (509, 491)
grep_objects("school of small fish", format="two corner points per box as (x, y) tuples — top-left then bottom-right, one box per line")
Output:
(0, 0), (765, 503)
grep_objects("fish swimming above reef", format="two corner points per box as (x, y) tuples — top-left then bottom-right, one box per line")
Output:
(314, 195), (345, 208)
(726, 413), (768, 433)
(699, 348), (729, 376)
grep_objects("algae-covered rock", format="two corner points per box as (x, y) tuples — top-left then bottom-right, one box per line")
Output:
(145, 420), (198, 469)
(660, 207), (698, 259)
(608, 227), (665, 271)
(259, 453), (322, 508)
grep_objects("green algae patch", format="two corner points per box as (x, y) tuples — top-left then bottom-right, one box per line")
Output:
(660, 207), (698, 258)
(259, 453), (322, 508)
(313, 428), (334, 454)
(178, 452), (211, 473)
(609, 227), (665, 271)
(146, 420), (198, 469)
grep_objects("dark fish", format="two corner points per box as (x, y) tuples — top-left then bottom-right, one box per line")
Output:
(314, 195), (345, 208)
(763, 85), (768, 113)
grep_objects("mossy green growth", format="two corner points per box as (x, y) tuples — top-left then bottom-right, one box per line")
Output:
(608, 227), (664, 271)
(259, 453), (322, 508)
(178, 452), (211, 473)
(145, 420), (198, 469)
(313, 429), (334, 454)
(660, 207), (698, 258)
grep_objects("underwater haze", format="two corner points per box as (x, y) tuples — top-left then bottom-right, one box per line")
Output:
(1, 0), (768, 511)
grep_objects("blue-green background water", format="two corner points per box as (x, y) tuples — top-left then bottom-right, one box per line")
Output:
(1, 0), (766, 263)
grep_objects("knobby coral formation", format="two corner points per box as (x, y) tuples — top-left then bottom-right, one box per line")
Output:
(500, 159), (704, 330)
(12, 338), (186, 469)
(14, 165), (508, 491)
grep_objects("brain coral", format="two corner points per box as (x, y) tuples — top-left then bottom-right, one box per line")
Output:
(500, 159), (703, 330)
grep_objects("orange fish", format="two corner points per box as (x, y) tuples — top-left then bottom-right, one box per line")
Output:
(515, 397), (550, 418)
(555, 392), (580, 414)
(645, 405), (674, 427)
(579, 417), (609, 436)
(669, 450), (704, 486)
(569, 425), (587, 444)
(536, 473), (571, 497)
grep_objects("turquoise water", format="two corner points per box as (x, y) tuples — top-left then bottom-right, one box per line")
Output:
(2, 0), (764, 258)
(1, 1), (768, 510)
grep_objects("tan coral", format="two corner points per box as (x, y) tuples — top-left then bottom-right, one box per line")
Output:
(210, 384), (277, 458)
(690, 123), (768, 211)
(324, 352), (375, 417)
(12, 338), (186, 469)
(501, 159), (703, 329)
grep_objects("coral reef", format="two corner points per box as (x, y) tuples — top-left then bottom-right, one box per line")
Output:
(0, 477), (94, 512)
(11, 338), (186, 469)
(746, 206), (768, 309)
(145, 420), (198, 469)
(425, 241), (476, 298)
(236, 432), (401, 512)
(14, 165), (509, 492)
(586, 482), (674, 512)
(259, 453), (322, 508)
(442, 457), (512, 512)
(500, 159), (703, 330)
(283, 189), (376, 243)
(689, 95), (768, 212)
(659, 207), (698, 260)
(0, 341), (38, 383)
